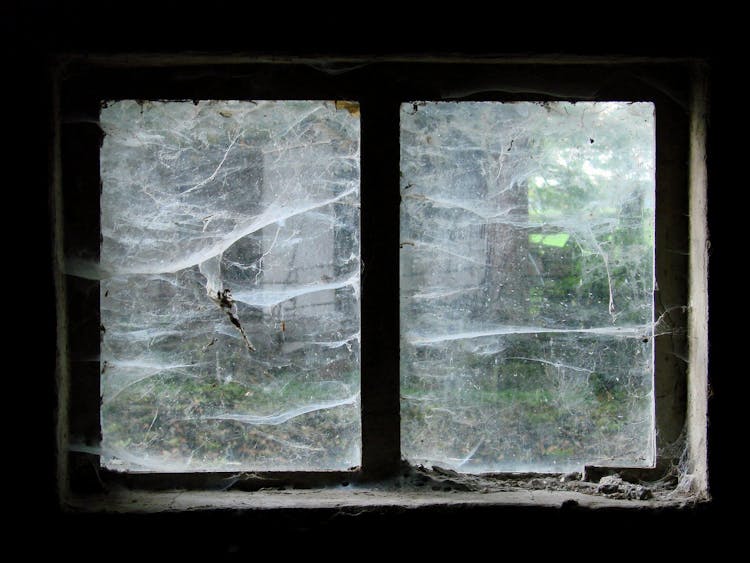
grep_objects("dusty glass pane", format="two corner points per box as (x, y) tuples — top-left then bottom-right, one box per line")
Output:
(400, 101), (655, 473)
(97, 100), (360, 471)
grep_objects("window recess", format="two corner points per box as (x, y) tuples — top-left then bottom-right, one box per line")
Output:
(55, 57), (703, 503)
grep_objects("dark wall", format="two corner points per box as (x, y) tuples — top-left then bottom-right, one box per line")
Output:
(8, 4), (739, 553)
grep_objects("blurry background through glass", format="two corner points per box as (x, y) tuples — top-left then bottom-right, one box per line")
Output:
(97, 100), (361, 472)
(400, 101), (655, 473)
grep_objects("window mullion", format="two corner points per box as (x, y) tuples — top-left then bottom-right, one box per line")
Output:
(359, 96), (402, 479)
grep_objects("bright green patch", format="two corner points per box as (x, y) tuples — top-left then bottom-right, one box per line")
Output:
(529, 233), (570, 247)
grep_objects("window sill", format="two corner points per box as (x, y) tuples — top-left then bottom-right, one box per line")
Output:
(65, 487), (703, 513)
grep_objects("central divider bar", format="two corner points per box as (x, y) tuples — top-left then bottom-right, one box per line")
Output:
(359, 96), (402, 479)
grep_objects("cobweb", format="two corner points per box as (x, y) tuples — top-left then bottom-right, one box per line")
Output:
(400, 101), (657, 473)
(68, 100), (361, 472)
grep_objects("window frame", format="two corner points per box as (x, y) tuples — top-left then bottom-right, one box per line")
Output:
(53, 54), (707, 505)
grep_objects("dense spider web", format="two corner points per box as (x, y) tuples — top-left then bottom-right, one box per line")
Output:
(400, 102), (657, 472)
(69, 100), (361, 471)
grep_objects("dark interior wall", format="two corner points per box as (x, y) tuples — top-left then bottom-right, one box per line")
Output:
(7, 4), (739, 552)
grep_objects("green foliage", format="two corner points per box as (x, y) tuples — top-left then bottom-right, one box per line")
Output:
(102, 371), (360, 469)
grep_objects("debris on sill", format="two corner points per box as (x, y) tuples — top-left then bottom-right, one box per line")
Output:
(385, 463), (692, 502)
(595, 474), (652, 500)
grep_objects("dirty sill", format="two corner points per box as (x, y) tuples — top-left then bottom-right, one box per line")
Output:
(64, 464), (705, 512)
(65, 487), (701, 513)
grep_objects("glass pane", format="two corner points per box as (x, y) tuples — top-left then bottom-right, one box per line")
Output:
(400, 101), (655, 473)
(99, 100), (360, 471)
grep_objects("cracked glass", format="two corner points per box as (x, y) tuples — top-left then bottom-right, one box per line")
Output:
(400, 101), (655, 473)
(92, 100), (361, 471)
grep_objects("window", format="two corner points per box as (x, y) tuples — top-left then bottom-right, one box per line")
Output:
(55, 56), (707, 505)
(96, 100), (361, 472)
(400, 101), (656, 473)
